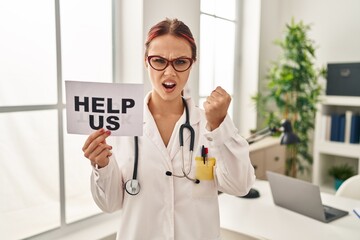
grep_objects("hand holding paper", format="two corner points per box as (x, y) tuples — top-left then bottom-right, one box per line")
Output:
(82, 128), (113, 168)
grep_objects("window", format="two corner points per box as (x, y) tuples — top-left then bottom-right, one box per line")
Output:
(60, 0), (112, 224)
(0, 0), (112, 239)
(199, 0), (237, 117)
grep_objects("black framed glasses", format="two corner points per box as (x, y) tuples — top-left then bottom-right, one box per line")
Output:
(147, 55), (193, 72)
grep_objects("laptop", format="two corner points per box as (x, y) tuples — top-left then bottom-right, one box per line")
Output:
(266, 171), (348, 223)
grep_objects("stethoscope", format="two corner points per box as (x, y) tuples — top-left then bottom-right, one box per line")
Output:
(124, 135), (140, 195)
(124, 97), (200, 196)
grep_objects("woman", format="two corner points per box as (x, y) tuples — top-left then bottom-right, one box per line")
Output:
(82, 18), (255, 240)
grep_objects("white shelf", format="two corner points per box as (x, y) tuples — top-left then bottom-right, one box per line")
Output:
(313, 95), (360, 191)
(317, 141), (360, 158)
(319, 95), (360, 107)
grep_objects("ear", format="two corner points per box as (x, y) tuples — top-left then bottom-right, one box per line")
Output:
(144, 57), (148, 68)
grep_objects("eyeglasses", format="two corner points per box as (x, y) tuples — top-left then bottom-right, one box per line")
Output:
(147, 55), (193, 72)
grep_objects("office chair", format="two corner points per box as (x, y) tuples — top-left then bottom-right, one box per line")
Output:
(335, 175), (360, 200)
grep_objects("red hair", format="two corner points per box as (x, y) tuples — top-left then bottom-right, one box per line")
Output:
(145, 18), (197, 61)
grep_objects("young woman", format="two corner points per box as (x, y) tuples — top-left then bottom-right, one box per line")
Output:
(82, 18), (255, 240)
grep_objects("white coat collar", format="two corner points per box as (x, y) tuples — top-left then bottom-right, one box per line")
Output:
(142, 92), (201, 161)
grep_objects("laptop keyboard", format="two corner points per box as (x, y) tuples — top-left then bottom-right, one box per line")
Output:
(324, 206), (336, 219)
(324, 211), (336, 219)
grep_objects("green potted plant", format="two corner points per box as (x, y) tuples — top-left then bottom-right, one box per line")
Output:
(253, 19), (326, 177)
(328, 164), (355, 190)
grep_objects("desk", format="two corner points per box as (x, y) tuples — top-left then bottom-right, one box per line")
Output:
(219, 180), (360, 240)
(249, 137), (286, 180)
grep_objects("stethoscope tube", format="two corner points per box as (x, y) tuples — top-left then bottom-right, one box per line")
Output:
(165, 98), (200, 184)
(125, 98), (200, 196)
(133, 136), (139, 179)
(179, 97), (195, 151)
(125, 136), (141, 195)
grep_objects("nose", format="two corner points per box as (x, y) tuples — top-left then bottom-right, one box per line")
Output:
(163, 63), (176, 75)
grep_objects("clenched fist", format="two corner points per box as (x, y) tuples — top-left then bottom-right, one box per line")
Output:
(203, 86), (231, 131)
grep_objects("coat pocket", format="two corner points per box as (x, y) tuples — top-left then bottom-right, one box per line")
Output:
(195, 157), (216, 180)
(192, 157), (217, 198)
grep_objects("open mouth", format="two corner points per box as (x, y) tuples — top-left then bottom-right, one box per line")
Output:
(162, 82), (176, 90)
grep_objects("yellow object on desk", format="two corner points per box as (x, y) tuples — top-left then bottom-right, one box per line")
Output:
(195, 157), (216, 180)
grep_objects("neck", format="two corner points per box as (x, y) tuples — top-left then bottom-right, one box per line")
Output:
(148, 92), (184, 116)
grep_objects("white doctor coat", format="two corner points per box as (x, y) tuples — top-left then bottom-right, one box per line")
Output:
(91, 93), (255, 240)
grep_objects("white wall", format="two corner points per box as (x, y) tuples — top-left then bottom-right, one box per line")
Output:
(237, 0), (262, 135)
(114, 0), (143, 84)
(259, 0), (360, 97)
(258, 0), (282, 94)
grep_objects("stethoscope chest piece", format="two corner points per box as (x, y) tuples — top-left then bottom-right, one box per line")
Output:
(125, 179), (140, 195)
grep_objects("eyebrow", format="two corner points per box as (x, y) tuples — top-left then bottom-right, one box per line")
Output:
(150, 55), (191, 59)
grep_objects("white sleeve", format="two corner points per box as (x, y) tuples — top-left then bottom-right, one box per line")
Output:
(204, 115), (256, 196)
(90, 155), (124, 213)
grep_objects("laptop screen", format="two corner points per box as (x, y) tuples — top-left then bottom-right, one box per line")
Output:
(266, 171), (348, 222)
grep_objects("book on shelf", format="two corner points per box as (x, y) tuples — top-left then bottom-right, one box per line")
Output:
(321, 115), (331, 141)
(323, 112), (360, 144)
(350, 113), (360, 144)
(338, 114), (346, 142)
(330, 113), (344, 142)
(344, 111), (352, 143)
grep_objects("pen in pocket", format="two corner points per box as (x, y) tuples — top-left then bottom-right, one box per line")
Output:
(201, 145), (208, 165)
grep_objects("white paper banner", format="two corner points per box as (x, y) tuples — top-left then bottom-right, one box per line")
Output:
(65, 81), (144, 136)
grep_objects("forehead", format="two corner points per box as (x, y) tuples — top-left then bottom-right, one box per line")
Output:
(147, 34), (192, 57)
